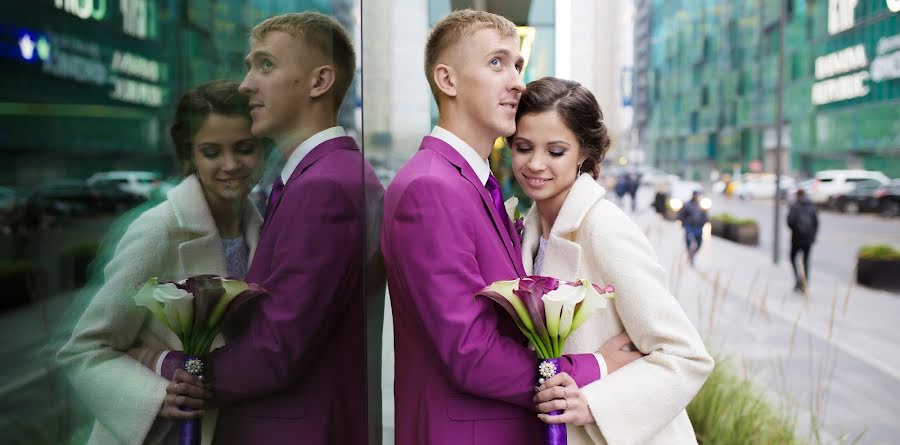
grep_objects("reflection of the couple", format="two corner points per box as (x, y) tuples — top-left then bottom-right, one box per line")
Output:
(58, 12), (383, 445)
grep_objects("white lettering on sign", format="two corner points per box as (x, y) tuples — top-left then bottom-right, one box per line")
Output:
(42, 50), (108, 86)
(811, 71), (869, 105)
(121, 0), (149, 39)
(111, 51), (159, 82)
(110, 76), (162, 106)
(54, 0), (107, 21)
(871, 51), (900, 81)
(828, 0), (858, 35)
(888, 0), (900, 13)
(815, 44), (867, 79)
(876, 34), (900, 55)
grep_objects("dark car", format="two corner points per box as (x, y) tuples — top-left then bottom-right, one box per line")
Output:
(876, 181), (900, 217)
(827, 179), (883, 214)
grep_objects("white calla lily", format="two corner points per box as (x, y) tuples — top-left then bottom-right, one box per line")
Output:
(542, 283), (586, 355)
(153, 283), (194, 338)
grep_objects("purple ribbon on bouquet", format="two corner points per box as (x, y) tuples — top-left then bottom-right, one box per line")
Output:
(538, 358), (567, 445)
(179, 356), (204, 445)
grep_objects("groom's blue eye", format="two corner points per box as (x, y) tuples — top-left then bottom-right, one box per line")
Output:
(490, 58), (501, 67)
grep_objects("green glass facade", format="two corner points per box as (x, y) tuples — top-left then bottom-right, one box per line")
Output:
(0, 0), (348, 185)
(644, 0), (900, 179)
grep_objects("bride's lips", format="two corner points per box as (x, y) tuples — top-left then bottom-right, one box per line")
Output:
(218, 175), (250, 186)
(521, 174), (552, 187)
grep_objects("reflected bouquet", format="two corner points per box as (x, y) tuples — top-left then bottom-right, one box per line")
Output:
(476, 276), (615, 445)
(134, 275), (267, 445)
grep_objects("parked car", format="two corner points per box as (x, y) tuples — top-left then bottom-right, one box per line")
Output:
(826, 179), (884, 213)
(735, 173), (796, 200)
(876, 180), (900, 217)
(86, 171), (161, 198)
(23, 181), (93, 228)
(808, 170), (890, 205)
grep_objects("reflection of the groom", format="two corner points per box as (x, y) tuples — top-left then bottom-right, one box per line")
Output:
(159, 13), (383, 445)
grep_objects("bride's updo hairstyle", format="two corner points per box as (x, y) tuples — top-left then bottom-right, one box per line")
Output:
(510, 77), (611, 179)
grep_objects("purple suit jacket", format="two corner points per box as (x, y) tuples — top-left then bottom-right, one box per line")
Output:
(382, 137), (600, 445)
(205, 136), (383, 444)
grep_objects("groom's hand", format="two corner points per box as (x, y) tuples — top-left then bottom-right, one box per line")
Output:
(599, 332), (643, 374)
(159, 370), (215, 419)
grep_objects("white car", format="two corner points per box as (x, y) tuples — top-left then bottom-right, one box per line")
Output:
(808, 169), (890, 204)
(86, 171), (161, 198)
(735, 173), (795, 200)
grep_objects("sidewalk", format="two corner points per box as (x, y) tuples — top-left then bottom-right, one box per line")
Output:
(632, 209), (900, 444)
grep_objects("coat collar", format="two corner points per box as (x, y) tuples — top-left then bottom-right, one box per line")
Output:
(421, 136), (526, 277)
(550, 174), (605, 236)
(166, 175), (263, 276)
(520, 175), (604, 278)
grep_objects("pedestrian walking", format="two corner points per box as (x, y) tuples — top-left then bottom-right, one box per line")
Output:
(627, 172), (640, 212)
(677, 191), (708, 266)
(787, 189), (818, 292)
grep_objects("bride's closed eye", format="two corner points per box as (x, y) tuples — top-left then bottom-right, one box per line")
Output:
(512, 142), (532, 153)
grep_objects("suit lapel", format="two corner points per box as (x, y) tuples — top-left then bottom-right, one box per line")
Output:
(264, 136), (359, 230)
(422, 137), (525, 277)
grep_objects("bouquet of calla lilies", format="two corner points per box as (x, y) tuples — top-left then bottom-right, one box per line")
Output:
(476, 275), (615, 359)
(133, 275), (267, 356)
(476, 275), (614, 445)
(133, 275), (267, 445)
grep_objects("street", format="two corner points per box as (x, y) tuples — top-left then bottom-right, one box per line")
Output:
(712, 194), (900, 285)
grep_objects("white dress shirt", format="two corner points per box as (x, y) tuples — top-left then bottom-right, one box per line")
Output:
(280, 126), (347, 183)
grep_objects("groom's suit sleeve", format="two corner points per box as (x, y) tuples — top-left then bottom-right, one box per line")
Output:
(203, 175), (364, 403)
(388, 176), (599, 409)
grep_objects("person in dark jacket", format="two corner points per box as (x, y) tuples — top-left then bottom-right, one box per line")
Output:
(787, 189), (819, 292)
(677, 190), (708, 266)
(627, 172), (640, 212)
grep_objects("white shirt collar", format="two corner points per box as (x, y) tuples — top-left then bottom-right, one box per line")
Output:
(431, 126), (491, 186)
(280, 126), (347, 183)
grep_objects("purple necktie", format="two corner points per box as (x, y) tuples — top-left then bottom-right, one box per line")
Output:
(264, 178), (284, 223)
(486, 175), (513, 235)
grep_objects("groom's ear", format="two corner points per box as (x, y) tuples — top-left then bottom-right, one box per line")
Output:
(309, 65), (336, 99)
(434, 63), (457, 98)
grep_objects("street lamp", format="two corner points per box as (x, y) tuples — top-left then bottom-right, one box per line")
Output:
(773, 0), (786, 264)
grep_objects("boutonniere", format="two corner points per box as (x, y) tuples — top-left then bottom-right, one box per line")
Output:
(504, 197), (525, 241)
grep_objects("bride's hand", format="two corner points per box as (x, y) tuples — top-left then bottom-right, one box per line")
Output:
(533, 372), (595, 426)
(159, 370), (213, 419)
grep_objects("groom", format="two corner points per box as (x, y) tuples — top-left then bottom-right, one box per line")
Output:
(383, 10), (610, 445)
(161, 12), (383, 444)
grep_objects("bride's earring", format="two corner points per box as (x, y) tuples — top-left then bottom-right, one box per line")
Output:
(576, 163), (583, 179)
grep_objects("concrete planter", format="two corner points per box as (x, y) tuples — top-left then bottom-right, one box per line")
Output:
(732, 223), (759, 246)
(711, 220), (759, 246)
(856, 258), (900, 292)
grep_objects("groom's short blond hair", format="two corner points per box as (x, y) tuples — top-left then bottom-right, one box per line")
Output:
(424, 9), (518, 103)
(250, 12), (356, 109)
